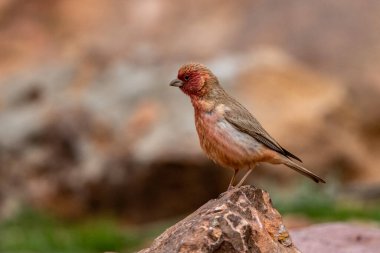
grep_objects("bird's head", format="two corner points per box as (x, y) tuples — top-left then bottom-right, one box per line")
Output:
(170, 63), (217, 97)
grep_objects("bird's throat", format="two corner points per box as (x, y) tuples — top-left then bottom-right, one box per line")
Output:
(190, 96), (215, 113)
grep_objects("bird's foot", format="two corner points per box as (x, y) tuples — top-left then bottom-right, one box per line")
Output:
(227, 169), (238, 191)
(235, 167), (254, 188)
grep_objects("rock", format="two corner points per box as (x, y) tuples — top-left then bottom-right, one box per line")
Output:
(138, 185), (300, 253)
(291, 223), (380, 253)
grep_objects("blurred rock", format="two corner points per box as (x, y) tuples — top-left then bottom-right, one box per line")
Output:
(138, 186), (299, 253)
(0, 48), (379, 222)
(0, 0), (380, 221)
(291, 223), (380, 253)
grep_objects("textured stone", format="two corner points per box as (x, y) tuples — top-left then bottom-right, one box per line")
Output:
(138, 185), (300, 253)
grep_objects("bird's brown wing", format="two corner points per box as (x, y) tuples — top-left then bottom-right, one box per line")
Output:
(223, 100), (302, 162)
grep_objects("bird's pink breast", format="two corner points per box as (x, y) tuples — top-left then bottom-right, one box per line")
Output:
(195, 109), (265, 169)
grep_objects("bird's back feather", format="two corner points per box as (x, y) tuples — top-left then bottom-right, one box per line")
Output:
(216, 92), (302, 162)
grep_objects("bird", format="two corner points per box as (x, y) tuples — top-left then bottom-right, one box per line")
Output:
(170, 63), (325, 189)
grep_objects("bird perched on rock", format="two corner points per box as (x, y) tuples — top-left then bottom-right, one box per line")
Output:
(170, 63), (325, 189)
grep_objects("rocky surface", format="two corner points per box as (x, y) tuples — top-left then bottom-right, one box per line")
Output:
(291, 223), (380, 253)
(138, 185), (299, 253)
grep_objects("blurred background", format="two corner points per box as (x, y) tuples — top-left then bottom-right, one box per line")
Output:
(0, 0), (380, 252)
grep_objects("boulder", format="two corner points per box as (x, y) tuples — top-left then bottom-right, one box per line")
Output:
(138, 185), (300, 253)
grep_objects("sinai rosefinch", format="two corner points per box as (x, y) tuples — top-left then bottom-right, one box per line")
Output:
(170, 63), (325, 189)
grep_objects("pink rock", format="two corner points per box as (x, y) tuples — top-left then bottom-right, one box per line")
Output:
(291, 223), (380, 253)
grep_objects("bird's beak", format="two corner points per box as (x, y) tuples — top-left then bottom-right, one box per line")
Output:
(169, 78), (183, 87)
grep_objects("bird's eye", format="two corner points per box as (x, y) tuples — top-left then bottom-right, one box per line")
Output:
(184, 75), (190, 81)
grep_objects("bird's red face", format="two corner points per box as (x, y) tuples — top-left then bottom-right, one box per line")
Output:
(170, 63), (212, 97)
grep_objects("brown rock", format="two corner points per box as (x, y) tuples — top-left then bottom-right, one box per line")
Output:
(138, 185), (300, 253)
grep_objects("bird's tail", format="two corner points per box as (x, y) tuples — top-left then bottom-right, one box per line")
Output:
(284, 159), (326, 183)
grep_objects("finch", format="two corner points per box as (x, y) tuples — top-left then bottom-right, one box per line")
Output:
(170, 63), (325, 189)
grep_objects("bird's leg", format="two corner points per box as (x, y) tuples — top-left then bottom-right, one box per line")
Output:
(227, 169), (238, 190)
(236, 165), (255, 188)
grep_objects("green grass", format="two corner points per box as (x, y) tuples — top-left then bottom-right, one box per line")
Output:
(271, 182), (380, 222)
(0, 209), (154, 253)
